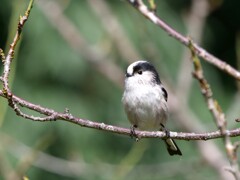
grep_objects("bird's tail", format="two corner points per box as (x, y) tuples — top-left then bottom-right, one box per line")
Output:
(164, 138), (182, 156)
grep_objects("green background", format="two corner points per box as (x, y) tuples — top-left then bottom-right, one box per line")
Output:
(0, 0), (239, 179)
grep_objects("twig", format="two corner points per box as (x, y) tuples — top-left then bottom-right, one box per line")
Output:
(6, 92), (58, 122)
(168, 85), (232, 180)
(2, 0), (34, 93)
(147, 0), (156, 12)
(0, 1), (239, 175)
(1, 90), (240, 141)
(126, 0), (240, 80)
(29, 2), (236, 179)
(0, 0), (240, 143)
(1, 0), (34, 125)
(169, 2), (227, 175)
(189, 40), (240, 179)
(0, 48), (5, 62)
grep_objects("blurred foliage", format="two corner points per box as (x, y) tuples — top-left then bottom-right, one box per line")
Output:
(0, 0), (240, 179)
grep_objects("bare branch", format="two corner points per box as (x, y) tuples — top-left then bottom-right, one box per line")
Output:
(2, 0), (34, 93)
(189, 40), (240, 179)
(1, 90), (240, 141)
(0, 0), (240, 145)
(126, 0), (240, 80)
(0, 48), (5, 62)
(0, 3), (239, 180)
(1, 0), (34, 131)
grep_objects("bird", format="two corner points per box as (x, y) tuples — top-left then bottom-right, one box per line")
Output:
(122, 60), (182, 156)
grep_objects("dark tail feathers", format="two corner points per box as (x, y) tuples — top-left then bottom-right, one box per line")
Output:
(164, 138), (182, 156)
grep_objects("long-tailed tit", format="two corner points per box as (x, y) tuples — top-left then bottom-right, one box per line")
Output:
(122, 60), (182, 156)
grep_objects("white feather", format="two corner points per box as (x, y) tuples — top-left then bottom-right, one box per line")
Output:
(122, 62), (168, 130)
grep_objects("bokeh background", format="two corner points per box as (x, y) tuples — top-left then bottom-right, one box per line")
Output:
(0, 0), (240, 179)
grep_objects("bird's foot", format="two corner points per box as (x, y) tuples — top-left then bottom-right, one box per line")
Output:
(130, 125), (139, 142)
(160, 123), (170, 139)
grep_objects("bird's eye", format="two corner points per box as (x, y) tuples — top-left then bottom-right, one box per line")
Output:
(137, 70), (142, 75)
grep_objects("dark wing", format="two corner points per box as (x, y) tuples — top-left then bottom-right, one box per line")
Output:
(161, 87), (168, 102)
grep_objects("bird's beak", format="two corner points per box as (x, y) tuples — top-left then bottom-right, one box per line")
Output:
(126, 73), (132, 78)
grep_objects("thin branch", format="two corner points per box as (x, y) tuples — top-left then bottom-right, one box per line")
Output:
(25, 3), (237, 179)
(1, 0), (34, 129)
(0, 0), (239, 166)
(4, 92), (58, 122)
(0, 48), (5, 62)
(166, 2), (229, 176)
(168, 85), (232, 180)
(0, 0), (240, 145)
(1, 90), (240, 141)
(126, 0), (240, 80)
(2, 0), (34, 93)
(189, 40), (240, 179)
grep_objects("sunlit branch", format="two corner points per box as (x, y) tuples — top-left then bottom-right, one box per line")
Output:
(189, 40), (240, 179)
(1, 89), (240, 141)
(126, 0), (240, 81)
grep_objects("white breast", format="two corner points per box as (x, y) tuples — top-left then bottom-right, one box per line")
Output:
(122, 81), (168, 131)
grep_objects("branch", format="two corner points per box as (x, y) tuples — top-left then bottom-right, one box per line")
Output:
(0, 48), (5, 62)
(173, 2), (232, 178)
(1, 90), (240, 141)
(126, 0), (240, 80)
(189, 40), (240, 179)
(2, 0), (34, 93)
(1, 0), (34, 125)
(0, 0), (240, 144)
(0, 0), (239, 162)
(33, 2), (236, 179)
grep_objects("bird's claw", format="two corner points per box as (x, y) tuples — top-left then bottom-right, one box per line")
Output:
(160, 123), (170, 139)
(130, 125), (139, 142)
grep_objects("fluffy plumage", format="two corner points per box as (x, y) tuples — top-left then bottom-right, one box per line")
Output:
(122, 60), (182, 156)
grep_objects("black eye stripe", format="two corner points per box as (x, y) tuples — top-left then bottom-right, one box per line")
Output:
(132, 62), (161, 84)
(133, 65), (142, 74)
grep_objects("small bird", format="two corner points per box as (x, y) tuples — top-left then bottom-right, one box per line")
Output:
(122, 60), (182, 156)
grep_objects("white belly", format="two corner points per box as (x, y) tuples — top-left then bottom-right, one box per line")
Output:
(122, 85), (168, 131)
